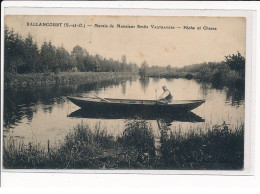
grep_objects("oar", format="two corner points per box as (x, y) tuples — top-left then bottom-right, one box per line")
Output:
(94, 95), (111, 103)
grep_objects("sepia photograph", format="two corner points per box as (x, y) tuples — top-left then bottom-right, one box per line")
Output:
(2, 14), (247, 171)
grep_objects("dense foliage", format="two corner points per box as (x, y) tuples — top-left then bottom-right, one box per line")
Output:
(138, 61), (149, 77)
(4, 26), (138, 74)
(3, 121), (244, 169)
(138, 51), (245, 89)
(225, 51), (245, 76)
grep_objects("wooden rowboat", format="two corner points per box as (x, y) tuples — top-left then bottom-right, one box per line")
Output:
(67, 96), (205, 112)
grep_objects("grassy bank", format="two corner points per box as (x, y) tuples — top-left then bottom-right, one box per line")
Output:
(3, 121), (244, 169)
(4, 72), (136, 87)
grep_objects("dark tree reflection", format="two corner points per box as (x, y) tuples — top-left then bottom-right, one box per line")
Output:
(4, 78), (128, 129)
(195, 78), (245, 107)
(225, 84), (245, 107)
(139, 77), (150, 92)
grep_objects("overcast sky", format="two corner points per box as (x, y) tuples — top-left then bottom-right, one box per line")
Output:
(5, 15), (246, 67)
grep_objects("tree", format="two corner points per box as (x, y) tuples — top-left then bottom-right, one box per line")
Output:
(225, 51), (245, 76)
(94, 54), (102, 72)
(4, 27), (141, 74)
(23, 34), (39, 73)
(4, 26), (13, 72)
(39, 41), (57, 72)
(121, 55), (127, 72)
(56, 46), (74, 71)
(166, 65), (171, 71)
(4, 26), (26, 73)
(121, 55), (126, 64)
(71, 45), (87, 71)
(139, 61), (149, 77)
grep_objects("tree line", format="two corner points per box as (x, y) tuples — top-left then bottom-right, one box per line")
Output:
(4, 26), (138, 74)
(139, 51), (245, 79)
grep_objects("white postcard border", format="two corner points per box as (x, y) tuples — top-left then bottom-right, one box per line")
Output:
(1, 2), (257, 187)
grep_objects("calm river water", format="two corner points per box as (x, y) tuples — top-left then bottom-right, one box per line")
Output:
(3, 77), (245, 147)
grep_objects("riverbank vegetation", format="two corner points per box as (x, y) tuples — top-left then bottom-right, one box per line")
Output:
(4, 72), (135, 87)
(139, 52), (245, 89)
(5, 26), (245, 90)
(3, 120), (244, 169)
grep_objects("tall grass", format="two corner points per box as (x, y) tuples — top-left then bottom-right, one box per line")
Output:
(159, 122), (244, 169)
(4, 72), (136, 87)
(3, 121), (244, 170)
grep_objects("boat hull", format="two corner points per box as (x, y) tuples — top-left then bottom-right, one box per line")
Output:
(67, 97), (205, 112)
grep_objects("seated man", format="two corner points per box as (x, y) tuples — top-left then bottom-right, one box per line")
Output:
(158, 86), (173, 102)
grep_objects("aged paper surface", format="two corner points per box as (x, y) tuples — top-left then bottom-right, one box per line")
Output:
(2, 9), (253, 177)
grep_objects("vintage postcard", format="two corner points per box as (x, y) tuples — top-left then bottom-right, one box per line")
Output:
(1, 7), (254, 175)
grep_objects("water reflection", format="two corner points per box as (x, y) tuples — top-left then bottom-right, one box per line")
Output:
(121, 80), (127, 94)
(152, 77), (160, 83)
(4, 78), (132, 129)
(194, 79), (245, 107)
(139, 77), (150, 92)
(4, 76), (244, 145)
(198, 82), (211, 98)
(3, 75), (245, 169)
(68, 108), (205, 124)
(225, 85), (245, 106)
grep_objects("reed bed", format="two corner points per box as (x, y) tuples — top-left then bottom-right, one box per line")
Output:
(4, 72), (135, 87)
(3, 121), (244, 170)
